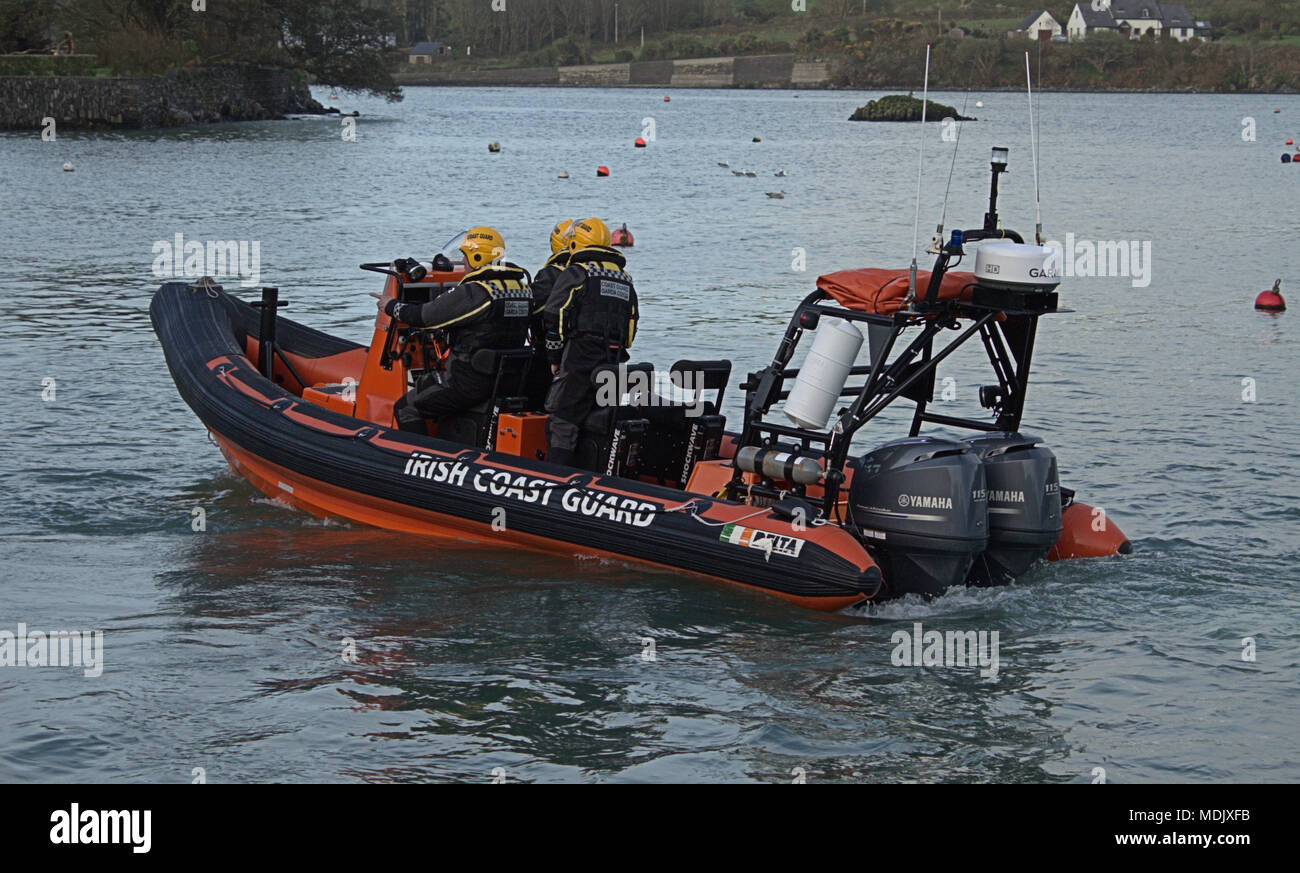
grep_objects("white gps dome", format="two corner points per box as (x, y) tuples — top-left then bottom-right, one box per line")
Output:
(973, 242), (1061, 293)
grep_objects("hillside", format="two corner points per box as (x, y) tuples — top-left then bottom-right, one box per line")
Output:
(7, 1), (1300, 94)
(392, 0), (1300, 67)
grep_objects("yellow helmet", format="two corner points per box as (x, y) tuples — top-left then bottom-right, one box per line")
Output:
(459, 226), (505, 268)
(549, 219), (575, 254)
(569, 217), (611, 252)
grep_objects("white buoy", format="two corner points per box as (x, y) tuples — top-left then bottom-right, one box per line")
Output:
(557, 170), (569, 179)
(62, 162), (74, 172)
(976, 101), (984, 109)
(784, 318), (864, 430)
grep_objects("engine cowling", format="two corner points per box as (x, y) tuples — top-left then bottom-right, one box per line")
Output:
(850, 436), (987, 598)
(962, 432), (1062, 585)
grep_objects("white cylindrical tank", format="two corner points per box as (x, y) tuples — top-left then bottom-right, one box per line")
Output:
(784, 317), (864, 430)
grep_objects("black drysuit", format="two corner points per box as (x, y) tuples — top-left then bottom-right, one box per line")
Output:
(389, 263), (532, 433)
(524, 249), (570, 409)
(542, 246), (639, 465)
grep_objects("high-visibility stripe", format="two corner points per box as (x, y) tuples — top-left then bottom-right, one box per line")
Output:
(556, 281), (581, 342)
(426, 299), (491, 331)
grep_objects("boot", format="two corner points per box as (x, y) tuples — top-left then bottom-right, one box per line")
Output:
(546, 445), (575, 467)
(396, 416), (429, 435)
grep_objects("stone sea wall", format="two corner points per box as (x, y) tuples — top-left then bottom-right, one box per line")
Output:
(0, 64), (325, 131)
(395, 54), (833, 89)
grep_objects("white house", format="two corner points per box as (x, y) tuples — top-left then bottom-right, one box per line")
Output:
(1115, 1), (1166, 38)
(1067, 4), (1122, 41)
(1016, 10), (1063, 41)
(1157, 4), (1204, 40)
(1067, 1), (1208, 42)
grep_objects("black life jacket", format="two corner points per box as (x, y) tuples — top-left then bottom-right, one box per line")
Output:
(562, 246), (636, 345)
(451, 262), (531, 353)
(532, 250), (571, 313)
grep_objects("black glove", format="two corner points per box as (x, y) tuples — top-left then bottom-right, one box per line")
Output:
(384, 297), (402, 319)
(545, 332), (564, 367)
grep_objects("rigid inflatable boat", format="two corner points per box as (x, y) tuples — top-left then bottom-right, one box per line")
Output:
(151, 152), (1129, 611)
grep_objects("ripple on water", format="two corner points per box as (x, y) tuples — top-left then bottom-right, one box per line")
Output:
(0, 89), (1297, 782)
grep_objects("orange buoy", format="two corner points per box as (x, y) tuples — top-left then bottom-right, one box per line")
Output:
(1046, 502), (1131, 561)
(663, 96), (671, 102)
(596, 165), (610, 177)
(634, 137), (647, 148)
(1255, 279), (1286, 312)
(611, 223), (634, 247)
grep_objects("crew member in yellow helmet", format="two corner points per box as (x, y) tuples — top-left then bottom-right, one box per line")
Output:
(459, 226), (506, 269)
(542, 217), (639, 468)
(376, 226), (532, 435)
(524, 219), (575, 407)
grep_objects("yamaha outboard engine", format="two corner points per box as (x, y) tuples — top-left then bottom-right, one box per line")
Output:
(849, 436), (987, 598)
(962, 433), (1063, 586)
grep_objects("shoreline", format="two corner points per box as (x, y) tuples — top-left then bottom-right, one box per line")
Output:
(0, 64), (327, 131)
(394, 79), (1300, 95)
(4, 55), (1294, 134)
(392, 53), (1300, 94)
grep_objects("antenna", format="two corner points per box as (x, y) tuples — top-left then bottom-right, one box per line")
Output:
(936, 88), (972, 244)
(908, 43), (932, 303)
(1025, 51), (1043, 245)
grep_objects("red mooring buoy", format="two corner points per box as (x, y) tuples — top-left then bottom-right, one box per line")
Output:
(596, 165), (610, 177)
(663, 96), (671, 102)
(1256, 280), (1287, 312)
(611, 224), (634, 247)
(634, 137), (647, 148)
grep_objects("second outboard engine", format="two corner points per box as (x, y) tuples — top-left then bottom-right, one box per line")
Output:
(962, 433), (1063, 586)
(849, 436), (987, 598)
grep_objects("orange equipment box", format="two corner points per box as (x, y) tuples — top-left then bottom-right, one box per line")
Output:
(496, 412), (548, 461)
(302, 383), (358, 417)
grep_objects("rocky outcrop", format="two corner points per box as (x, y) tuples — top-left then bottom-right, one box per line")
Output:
(0, 64), (326, 130)
(850, 95), (975, 122)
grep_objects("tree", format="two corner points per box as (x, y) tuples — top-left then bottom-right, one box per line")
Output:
(49, 0), (404, 99)
(0, 0), (54, 53)
(277, 0), (404, 100)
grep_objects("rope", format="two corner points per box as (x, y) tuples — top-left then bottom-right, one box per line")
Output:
(188, 276), (220, 298)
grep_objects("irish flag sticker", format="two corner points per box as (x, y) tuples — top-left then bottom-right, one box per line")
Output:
(720, 524), (805, 559)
